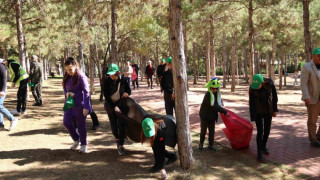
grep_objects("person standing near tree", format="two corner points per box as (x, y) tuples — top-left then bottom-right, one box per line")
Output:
(123, 61), (133, 88)
(29, 55), (43, 106)
(4, 59), (29, 116)
(249, 74), (278, 162)
(131, 60), (139, 89)
(300, 47), (320, 148)
(157, 59), (166, 93)
(145, 60), (155, 89)
(63, 57), (91, 153)
(160, 57), (175, 116)
(0, 58), (18, 131)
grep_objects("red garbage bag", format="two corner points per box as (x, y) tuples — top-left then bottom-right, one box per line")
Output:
(220, 109), (253, 150)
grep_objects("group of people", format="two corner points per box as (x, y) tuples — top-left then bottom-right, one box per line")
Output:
(0, 55), (43, 131)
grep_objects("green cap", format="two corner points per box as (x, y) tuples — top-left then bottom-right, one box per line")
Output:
(107, 63), (120, 75)
(161, 59), (165, 62)
(205, 77), (221, 89)
(251, 74), (264, 89)
(131, 59), (135, 63)
(63, 96), (75, 112)
(312, 47), (320, 55)
(166, 57), (172, 63)
(142, 118), (155, 138)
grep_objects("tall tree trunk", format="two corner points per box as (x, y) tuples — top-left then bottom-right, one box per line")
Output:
(79, 42), (85, 72)
(243, 47), (248, 83)
(223, 32), (227, 88)
(89, 44), (96, 95)
(43, 58), (47, 80)
(302, 0), (312, 62)
(266, 52), (271, 78)
(271, 33), (277, 80)
(197, 56), (200, 81)
(284, 54), (287, 87)
(231, 32), (236, 92)
(192, 42), (197, 84)
(15, 0), (26, 68)
(210, 15), (216, 77)
(4, 43), (8, 61)
(155, 37), (160, 85)
(169, 0), (194, 169)
(279, 57), (283, 90)
(206, 31), (210, 82)
(248, 0), (254, 83)
(111, 0), (118, 63)
(256, 50), (260, 74)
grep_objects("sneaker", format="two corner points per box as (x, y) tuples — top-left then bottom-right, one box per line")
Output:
(70, 140), (80, 150)
(9, 119), (18, 131)
(149, 166), (162, 173)
(198, 143), (203, 151)
(79, 145), (87, 153)
(117, 143), (125, 156)
(262, 148), (270, 155)
(32, 103), (41, 106)
(91, 125), (99, 131)
(257, 151), (265, 163)
(21, 110), (27, 115)
(160, 169), (167, 180)
(208, 146), (217, 152)
(311, 141), (320, 148)
(10, 110), (21, 116)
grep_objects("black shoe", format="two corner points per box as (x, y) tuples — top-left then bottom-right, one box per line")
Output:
(311, 141), (320, 148)
(257, 151), (265, 163)
(198, 143), (203, 151)
(117, 142), (125, 156)
(32, 103), (40, 106)
(166, 154), (177, 165)
(208, 146), (216, 152)
(91, 125), (99, 131)
(262, 148), (270, 155)
(0, 123), (4, 129)
(148, 166), (161, 173)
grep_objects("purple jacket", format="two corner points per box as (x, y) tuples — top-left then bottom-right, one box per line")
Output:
(64, 72), (92, 113)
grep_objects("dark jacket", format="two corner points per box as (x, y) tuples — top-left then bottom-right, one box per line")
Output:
(160, 70), (174, 94)
(249, 78), (278, 121)
(131, 64), (139, 76)
(0, 63), (7, 92)
(156, 64), (166, 78)
(199, 91), (227, 122)
(29, 60), (42, 83)
(103, 76), (131, 107)
(145, 65), (155, 76)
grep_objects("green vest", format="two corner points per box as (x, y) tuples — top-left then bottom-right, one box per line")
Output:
(9, 62), (29, 85)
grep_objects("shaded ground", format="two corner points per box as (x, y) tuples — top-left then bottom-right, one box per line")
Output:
(0, 77), (307, 179)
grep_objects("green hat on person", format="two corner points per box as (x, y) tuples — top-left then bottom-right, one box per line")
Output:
(312, 47), (320, 55)
(166, 57), (172, 63)
(131, 59), (135, 63)
(107, 63), (120, 75)
(161, 59), (165, 62)
(142, 118), (155, 138)
(251, 74), (264, 89)
(205, 77), (221, 89)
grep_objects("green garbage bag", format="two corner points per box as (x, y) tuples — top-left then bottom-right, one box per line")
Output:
(63, 96), (75, 112)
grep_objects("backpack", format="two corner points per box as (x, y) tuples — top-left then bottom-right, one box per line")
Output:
(131, 67), (137, 81)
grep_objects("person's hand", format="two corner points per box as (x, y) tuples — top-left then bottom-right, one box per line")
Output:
(83, 109), (89, 116)
(251, 121), (255, 127)
(122, 93), (129, 98)
(115, 106), (121, 113)
(304, 99), (311, 106)
(28, 80), (31, 83)
(171, 93), (175, 100)
(224, 112), (230, 117)
(273, 112), (277, 117)
(66, 92), (74, 97)
(0, 92), (5, 97)
(11, 83), (15, 88)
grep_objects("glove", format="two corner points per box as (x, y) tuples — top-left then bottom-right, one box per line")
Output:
(83, 109), (89, 116)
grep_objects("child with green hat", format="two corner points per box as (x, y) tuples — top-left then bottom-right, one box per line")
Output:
(199, 77), (228, 151)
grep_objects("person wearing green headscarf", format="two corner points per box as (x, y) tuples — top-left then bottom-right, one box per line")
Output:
(199, 77), (228, 152)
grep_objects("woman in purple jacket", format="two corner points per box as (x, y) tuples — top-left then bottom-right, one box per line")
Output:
(62, 57), (92, 153)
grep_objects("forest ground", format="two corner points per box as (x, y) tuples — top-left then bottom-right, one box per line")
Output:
(0, 75), (315, 180)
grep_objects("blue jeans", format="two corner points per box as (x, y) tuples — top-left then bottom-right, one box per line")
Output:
(0, 94), (16, 125)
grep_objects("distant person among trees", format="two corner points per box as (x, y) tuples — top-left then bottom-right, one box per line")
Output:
(300, 47), (320, 148)
(292, 69), (299, 86)
(123, 61), (133, 88)
(141, 116), (177, 179)
(29, 55), (43, 106)
(157, 59), (166, 93)
(249, 74), (278, 162)
(199, 77), (228, 152)
(145, 60), (155, 89)
(103, 63), (131, 156)
(160, 57), (175, 116)
(0, 58), (18, 131)
(62, 57), (91, 153)
(4, 59), (29, 116)
(131, 60), (139, 89)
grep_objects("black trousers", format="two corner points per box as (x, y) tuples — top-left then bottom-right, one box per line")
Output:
(254, 114), (272, 152)
(17, 79), (28, 112)
(132, 78), (139, 89)
(31, 82), (42, 104)
(152, 131), (176, 169)
(90, 110), (99, 127)
(164, 92), (175, 116)
(200, 116), (216, 146)
(147, 75), (153, 88)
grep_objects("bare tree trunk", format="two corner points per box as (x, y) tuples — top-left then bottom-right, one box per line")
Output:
(256, 50), (260, 74)
(223, 32), (227, 88)
(248, 0), (254, 83)
(279, 57), (283, 90)
(206, 32), (210, 82)
(302, 0), (312, 62)
(79, 42), (85, 72)
(192, 42), (197, 84)
(111, 0), (118, 63)
(284, 54), (287, 87)
(155, 37), (160, 85)
(266, 52), (271, 78)
(197, 56), (200, 81)
(89, 44), (96, 95)
(210, 15), (216, 77)
(243, 47), (248, 83)
(169, 0), (194, 169)
(43, 58), (47, 80)
(271, 33), (277, 80)
(15, 0), (26, 68)
(231, 32), (236, 92)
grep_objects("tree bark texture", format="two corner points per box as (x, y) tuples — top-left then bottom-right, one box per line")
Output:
(231, 32), (236, 92)
(243, 47), (248, 83)
(206, 32), (210, 82)
(223, 32), (227, 88)
(15, 0), (26, 68)
(210, 15), (216, 77)
(169, 0), (194, 169)
(302, 0), (312, 62)
(192, 42), (197, 84)
(111, 0), (118, 63)
(248, 0), (254, 83)
(89, 44), (96, 95)
(79, 42), (85, 73)
(271, 33), (277, 80)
